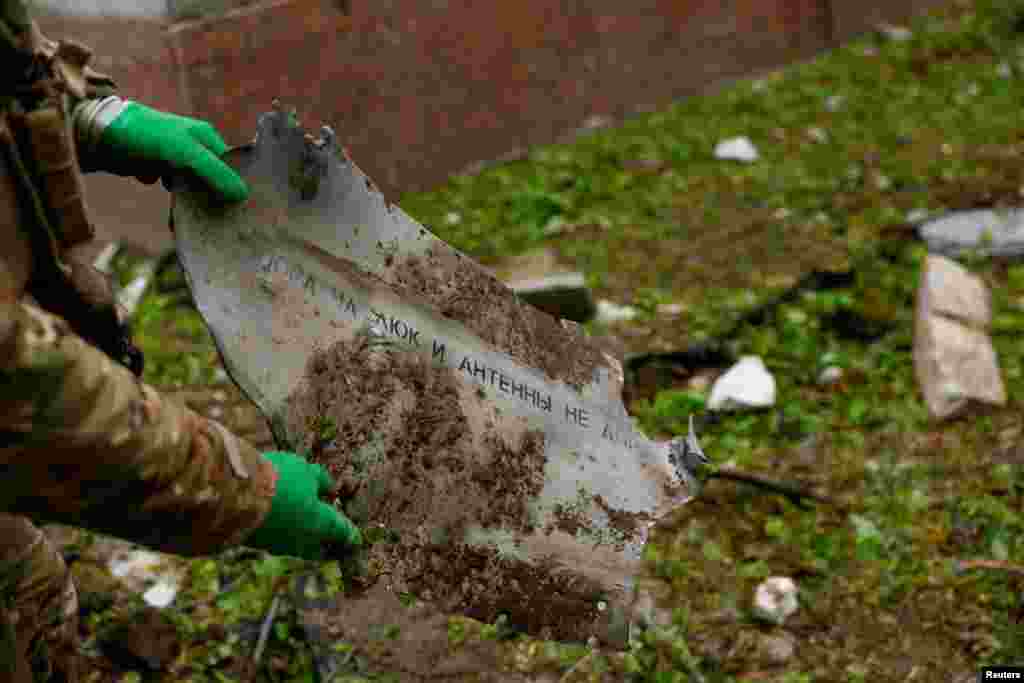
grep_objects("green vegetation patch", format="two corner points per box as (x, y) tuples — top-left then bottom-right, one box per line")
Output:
(116, 0), (1024, 678)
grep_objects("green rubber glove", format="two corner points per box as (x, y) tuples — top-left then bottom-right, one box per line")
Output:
(96, 102), (249, 202)
(244, 451), (362, 560)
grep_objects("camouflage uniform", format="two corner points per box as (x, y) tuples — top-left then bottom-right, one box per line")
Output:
(0, 1), (279, 679)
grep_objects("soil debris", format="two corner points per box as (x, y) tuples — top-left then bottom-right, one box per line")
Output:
(390, 245), (608, 390)
(593, 494), (654, 540)
(284, 331), (616, 641)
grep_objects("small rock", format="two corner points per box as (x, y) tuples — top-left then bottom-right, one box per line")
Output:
(512, 272), (596, 323)
(143, 580), (179, 609)
(921, 254), (991, 328)
(117, 260), (158, 317)
(445, 211), (462, 225)
(752, 577), (798, 625)
(595, 300), (639, 324)
(824, 95), (845, 112)
(714, 136), (759, 162)
(817, 366), (843, 385)
(580, 114), (614, 131)
(997, 62), (1013, 78)
(708, 356), (776, 411)
(919, 208), (1024, 258)
(757, 631), (797, 665)
(876, 23), (912, 42)
(656, 302), (687, 316)
(91, 242), (120, 273)
(687, 370), (715, 392)
(805, 126), (828, 144)
(107, 549), (184, 608)
(914, 254), (1006, 419)
(906, 208), (930, 224)
(794, 433), (819, 467)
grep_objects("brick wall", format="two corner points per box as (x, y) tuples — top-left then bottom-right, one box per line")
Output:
(41, 0), (950, 255)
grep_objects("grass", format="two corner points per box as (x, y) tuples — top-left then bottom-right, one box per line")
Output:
(115, 0), (1024, 678)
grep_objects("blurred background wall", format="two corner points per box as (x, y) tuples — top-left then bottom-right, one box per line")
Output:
(34, 0), (950, 256)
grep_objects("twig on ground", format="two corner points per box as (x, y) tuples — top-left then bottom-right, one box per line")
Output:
(954, 558), (1024, 576)
(253, 594), (282, 669)
(707, 467), (838, 509)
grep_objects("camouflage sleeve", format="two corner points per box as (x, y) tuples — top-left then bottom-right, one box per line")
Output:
(0, 300), (278, 557)
(1, 0), (118, 103)
(0, 0), (33, 72)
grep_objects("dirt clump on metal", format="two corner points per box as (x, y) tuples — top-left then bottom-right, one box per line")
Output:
(390, 245), (607, 390)
(284, 332), (610, 641)
(594, 494), (655, 542)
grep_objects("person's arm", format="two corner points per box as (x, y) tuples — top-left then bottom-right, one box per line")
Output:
(0, 300), (360, 559)
(73, 98), (249, 202)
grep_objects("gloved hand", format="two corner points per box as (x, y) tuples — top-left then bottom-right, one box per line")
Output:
(244, 451), (362, 560)
(94, 102), (249, 202)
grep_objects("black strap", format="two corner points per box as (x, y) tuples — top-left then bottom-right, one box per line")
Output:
(1, 103), (144, 376)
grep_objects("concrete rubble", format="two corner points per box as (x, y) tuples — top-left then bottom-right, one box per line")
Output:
(490, 247), (596, 323)
(107, 548), (186, 609)
(708, 355), (777, 411)
(919, 208), (1024, 258)
(913, 254), (1006, 419)
(714, 136), (759, 163)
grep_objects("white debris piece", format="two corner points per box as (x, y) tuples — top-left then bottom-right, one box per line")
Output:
(919, 208), (1024, 258)
(595, 299), (639, 324)
(108, 549), (184, 608)
(876, 23), (912, 42)
(914, 254), (1006, 419)
(752, 576), (799, 625)
(817, 366), (843, 386)
(708, 356), (776, 411)
(118, 259), (158, 317)
(714, 137), (759, 163)
(143, 580), (179, 609)
(580, 114), (614, 132)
